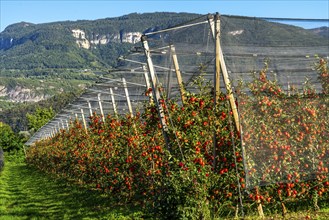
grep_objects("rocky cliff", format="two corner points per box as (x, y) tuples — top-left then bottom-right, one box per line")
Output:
(71, 29), (142, 49)
(0, 85), (51, 102)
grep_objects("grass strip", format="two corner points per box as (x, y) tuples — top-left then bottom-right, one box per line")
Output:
(0, 161), (143, 220)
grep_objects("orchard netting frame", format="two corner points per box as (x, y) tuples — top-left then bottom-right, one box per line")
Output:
(25, 13), (329, 194)
(222, 16), (329, 189)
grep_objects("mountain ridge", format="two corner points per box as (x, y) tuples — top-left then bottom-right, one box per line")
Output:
(1, 12), (327, 70)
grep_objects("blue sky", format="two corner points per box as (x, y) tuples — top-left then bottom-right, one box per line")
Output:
(1, 0), (329, 32)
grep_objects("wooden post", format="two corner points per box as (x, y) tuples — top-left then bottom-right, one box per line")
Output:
(122, 78), (134, 117)
(171, 45), (186, 103)
(255, 187), (265, 218)
(208, 14), (215, 41)
(141, 35), (170, 149)
(208, 13), (240, 133)
(209, 13), (222, 169)
(61, 120), (65, 130)
(81, 108), (88, 134)
(218, 45), (240, 133)
(87, 101), (93, 117)
(166, 47), (173, 99)
(66, 120), (69, 129)
(110, 88), (118, 117)
(143, 65), (153, 102)
(98, 93), (105, 122)
(287, 76), (291, 97)
(214, 13), (221, 102)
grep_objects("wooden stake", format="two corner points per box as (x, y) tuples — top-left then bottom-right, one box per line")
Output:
(166, 48), (173, 99)
(218, 47), (240, 133)
(143, 65), (154, 103)
(208, 13), (240, 133)
(257, 199), (265, 218)
(81, 108), (88, 134)
(214, 13), (221, 103)
(61, 119), (65, 130)
(87, 101), (93, 117)
(110, 88), (118, 117)
(122, 77), (134, 117)
(209, 13), (222, 169)
(171, 45), (186, 103)
(141, 35), (170, 149)
(97, 93), (105, 122)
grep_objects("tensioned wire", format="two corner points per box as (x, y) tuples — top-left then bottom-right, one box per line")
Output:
(228, 100), (245, 217)
(144, 14), (209, 36)
(153, 57), (185, 160)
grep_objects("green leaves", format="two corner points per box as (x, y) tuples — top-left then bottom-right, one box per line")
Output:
(26, 107), (55, 131)
(0, 122), (21, 152)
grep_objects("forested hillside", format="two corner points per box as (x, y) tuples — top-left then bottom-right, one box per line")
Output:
(1, 13), (327, 71)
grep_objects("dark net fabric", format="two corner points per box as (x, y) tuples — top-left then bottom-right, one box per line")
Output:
(224, 16), (329, 188)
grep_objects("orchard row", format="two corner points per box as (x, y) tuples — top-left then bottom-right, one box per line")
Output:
(26, 58), (329, 218)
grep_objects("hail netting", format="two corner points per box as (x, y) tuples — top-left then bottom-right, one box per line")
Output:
(121, 14), (217, 100)
(25, 13), (329, 187)
(221, 15), (329, 188)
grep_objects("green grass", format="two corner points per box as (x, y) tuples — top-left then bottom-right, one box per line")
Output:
(0, 161), (144, 220)
(1, 159), (329, 220)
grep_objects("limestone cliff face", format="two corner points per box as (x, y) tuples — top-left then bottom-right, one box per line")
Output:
(0, 85), (50, 103)
(71, 29), (142, 49)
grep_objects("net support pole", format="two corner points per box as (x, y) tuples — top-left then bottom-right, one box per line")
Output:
(61, 119), (65, 130)
(87, 101), (93, 117)
(122, 77), (134, 118)
(208, 13), (221, 170)
(219, 45), (240, 133)
(214, 13), (221, 102)
(110, 88), (118, 117)
(208, 13), (240, 133)
(208, 13), (221, 101)
(141, 35), (170, 149)
(171, 45), (186, 104)
(166, 48), (173, 99)
(143, 65), (153, 103)
(98, 93), (105, 122)
(81, 108), (88, 134)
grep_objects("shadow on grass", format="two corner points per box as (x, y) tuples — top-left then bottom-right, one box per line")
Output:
(0, 162), (144, 219)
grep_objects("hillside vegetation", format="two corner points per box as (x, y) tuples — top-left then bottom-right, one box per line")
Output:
(1, 13), (327, 71)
